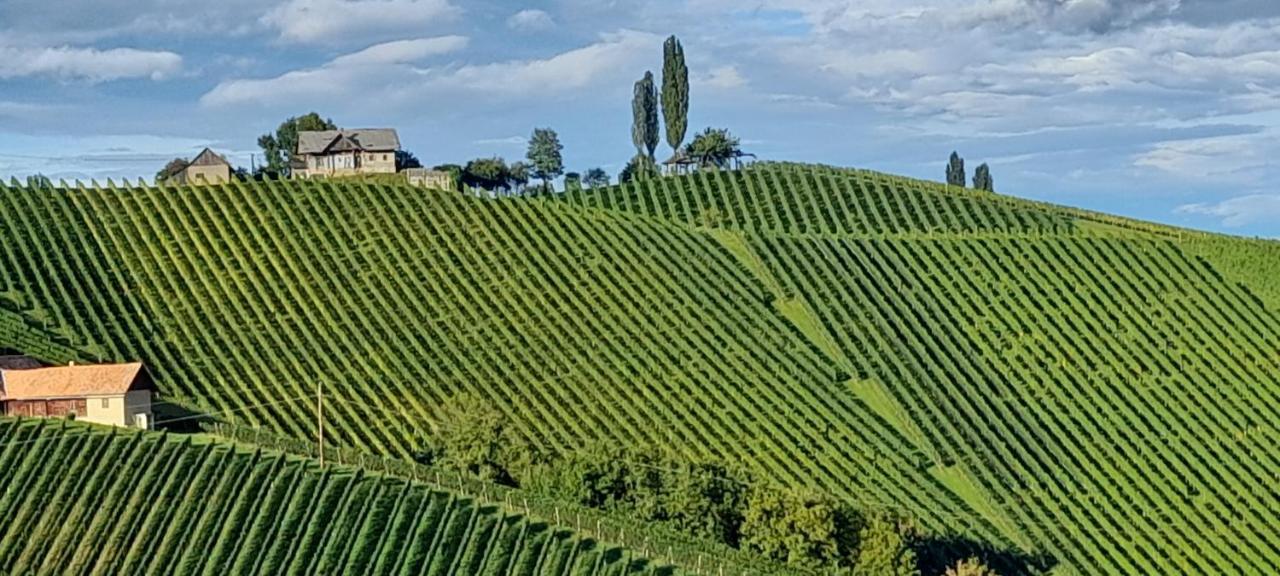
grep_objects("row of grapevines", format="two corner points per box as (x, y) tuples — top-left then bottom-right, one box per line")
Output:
(0, 418), (681, 576)
(561, 164), (1073, 235)
(753, 234), (1280, 575)
(0, 179), (995, 542)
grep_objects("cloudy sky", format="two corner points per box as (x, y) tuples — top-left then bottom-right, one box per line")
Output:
(1, 0), (1278, 237)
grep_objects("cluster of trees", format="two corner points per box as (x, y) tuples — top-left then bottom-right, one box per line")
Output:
(415, 396), (998, 574)
(946, 152), (995, 192)
(625, 36), (744, 183)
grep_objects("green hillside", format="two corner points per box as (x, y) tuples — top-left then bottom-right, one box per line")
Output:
(0, 417), (684, 576)
(1, 164), (1278, 574)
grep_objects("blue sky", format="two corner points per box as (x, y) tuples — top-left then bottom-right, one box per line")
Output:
(1, 0), (1278, 237)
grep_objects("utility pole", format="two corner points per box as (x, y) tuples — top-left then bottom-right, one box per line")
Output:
(317, 379), (325, 467)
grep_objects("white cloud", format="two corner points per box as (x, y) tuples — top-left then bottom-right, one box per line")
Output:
(701, 65), (746, 90)
(0, 44), (181, 82)
(201, 35), (467, 107)
(201, 30), (651, 108)
(506, 9), (554, 32)
(1133, 133), (1270, 179)
(329, 36), (468, 66)
(1177, 195), (1280, 227)
(427, 29), (657, 94)
(261, 0), (460, 44)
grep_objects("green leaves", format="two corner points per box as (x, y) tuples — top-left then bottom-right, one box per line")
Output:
(662, 36), (689, 154)
(525, 127), (564, 190)
(972, 164), (994, 192)
(946, 151), (966, 187)
(632, 71), (660, 160)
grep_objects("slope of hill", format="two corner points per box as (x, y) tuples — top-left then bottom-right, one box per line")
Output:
(2, 165), (1278, 574)
(562, 164), (1280, 574)
(0, 178), (1001, 546)
(0, 417), (685, 576)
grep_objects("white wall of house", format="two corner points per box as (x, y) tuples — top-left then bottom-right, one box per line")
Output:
(300, 151), (396, 177)
(82, 390), (152, 428)
(84, 394), (128, 427)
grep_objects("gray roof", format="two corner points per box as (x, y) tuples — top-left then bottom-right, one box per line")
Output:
(188, 147), (231, 167)
(296, 129), (400, 155)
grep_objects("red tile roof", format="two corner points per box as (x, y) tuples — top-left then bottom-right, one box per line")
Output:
(0, 363), (145, 401)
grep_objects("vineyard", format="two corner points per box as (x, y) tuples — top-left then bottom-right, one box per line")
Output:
(1, 163), (1278, 574)
(0, 176), (997, 540)
(0, 417), (679, 576)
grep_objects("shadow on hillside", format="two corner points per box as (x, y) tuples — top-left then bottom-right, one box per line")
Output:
(151, 400), (215, 434)
(916, 534), (1056, 576)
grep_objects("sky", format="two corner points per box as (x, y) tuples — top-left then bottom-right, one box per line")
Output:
(1, 0), (1278, 237)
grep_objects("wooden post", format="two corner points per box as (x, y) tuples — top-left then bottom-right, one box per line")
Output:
(317, 380), (325, 467)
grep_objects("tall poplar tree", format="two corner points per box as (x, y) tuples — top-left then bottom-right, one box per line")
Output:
(661, 35), (689, 156)
(973, 163), (994, 192)
(946, 151), (966, 187)
(632, 71), (659, 160)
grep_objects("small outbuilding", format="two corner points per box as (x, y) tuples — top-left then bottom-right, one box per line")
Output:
(404, 168), (455, 190)
(0, 361), (154, 429)
(175, 148), (233, 185)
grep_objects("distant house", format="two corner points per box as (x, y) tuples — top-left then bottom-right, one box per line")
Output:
(404, 168), (455, 190)
(175, 148), (232, 185)
(294, 129), (400, 178)
(0, 361), (153, 429)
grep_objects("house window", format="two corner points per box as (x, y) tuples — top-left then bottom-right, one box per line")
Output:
(101, 398), (110, 409)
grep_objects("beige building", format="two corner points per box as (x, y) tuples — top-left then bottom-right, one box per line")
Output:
(176, 148), (232, 185)
(294, 129), (400, 178)
(0, 361), (153, 429)
(404, 168), (455, 190)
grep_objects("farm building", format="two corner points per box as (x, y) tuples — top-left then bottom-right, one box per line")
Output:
(404, 168), (455, 190)
(294, 128), (400, 178)
(175, 148), (232, 185)
(0, 361), (153, 429)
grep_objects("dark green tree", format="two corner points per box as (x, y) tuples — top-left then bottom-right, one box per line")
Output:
(619, 154), (659, 183)
(741, 488), (845, 568)
(972, 163), (994, 192)
(415, 394), (526, 485)
(584, 167), (610, 189)
(853, 515), (919, 576)
(462, 157), (510, 192)
(526, 128), (564, 192)
(396, 150), (422, 171)
(661, 460), (748, 546)
(946, 151), (966, 187)
(155, 158), (188, 183)
(431, 164), (464, 191)
(632, 71), (660, 160)
(685, 127), (741, 170)
(563, 172), (582, 192)
(661, 36), (689, 156)
(507, 161), (531, 193)
(257, 112), (336, 178)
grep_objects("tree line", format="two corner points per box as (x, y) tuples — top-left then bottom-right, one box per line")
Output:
(946, 152), (995, 192)
(416, 395), (1011, 576)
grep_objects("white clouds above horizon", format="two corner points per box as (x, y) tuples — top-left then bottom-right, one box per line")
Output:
(1177, 194), (1280, 228)
(200, 35), (468, 107)
(201, 30), (654, 108)
(507, 9), (555, 32)
(0, 44), (181, 82)
(261, 0), (459, 44)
